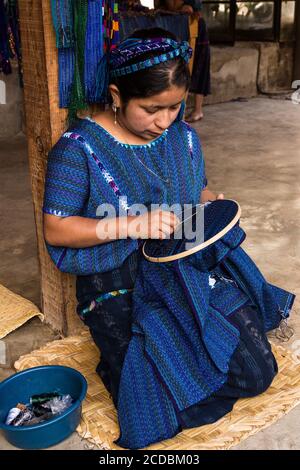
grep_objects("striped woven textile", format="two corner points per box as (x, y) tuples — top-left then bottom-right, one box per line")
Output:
(52, 0), (106, 108)
(43, 118), (206, 274)
(115, 225), (295, 449)
(85, 0), (103, 103)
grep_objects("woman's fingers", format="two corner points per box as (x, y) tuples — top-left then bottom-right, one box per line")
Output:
(164, 211), (180, 227)
(153, 210), (179, 228)
(150, 210), (180, 238)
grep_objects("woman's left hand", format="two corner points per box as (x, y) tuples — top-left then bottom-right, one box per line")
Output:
(216, 193), (224, 200)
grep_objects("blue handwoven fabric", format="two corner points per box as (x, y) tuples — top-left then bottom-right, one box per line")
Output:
(50, 0), (74, 49)
(43, 116), (295, 449)
(58, 48), (75, 108)
(114, 226), (295, 449)
(54, 0), (104, 107)
(43, 118), (206, 274)
(84, 0), (103, 103)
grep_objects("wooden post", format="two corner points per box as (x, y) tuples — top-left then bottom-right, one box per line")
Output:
(18, 0), (83, 335)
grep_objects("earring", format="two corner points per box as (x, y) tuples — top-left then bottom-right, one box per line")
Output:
(112, 103), (117, 125)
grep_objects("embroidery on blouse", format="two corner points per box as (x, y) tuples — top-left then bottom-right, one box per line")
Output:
(63, 131), (130, 212)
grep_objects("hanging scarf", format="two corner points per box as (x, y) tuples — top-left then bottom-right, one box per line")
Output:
(50, 0), (74, 49)
(51, 0), (88, 119)
(84, 0), (103, 103)
(58, 48), (74, 108)
(58, 0), (105, 108)
(51, 0), (74, 107)
(68, 0), (88, 124)
(51, 1), (120, 111)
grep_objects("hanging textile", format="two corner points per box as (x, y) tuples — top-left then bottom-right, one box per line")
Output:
(67, 0), (88, 123)
(50, 0), (74, 48)
(58, 49), (74, 108)
(103, 0), (120, 53)
(51, 1), (119, 117)
(51, 0), (73, 108)
(85, 0), (103, 103)
(0, 0), (22, 84)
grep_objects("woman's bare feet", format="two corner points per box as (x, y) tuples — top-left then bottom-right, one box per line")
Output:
(185, 94), (205, 122)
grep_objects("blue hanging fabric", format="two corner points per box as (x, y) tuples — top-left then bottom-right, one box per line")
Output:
(58, 48), (75, 108)
(84, 0), (103, 103)
(50, 0), (74, 49)
(51, 0), (75, 108)
(67, 0), (89, 123)
(93, 52), (110, 103)
(51, 0), (106, 109)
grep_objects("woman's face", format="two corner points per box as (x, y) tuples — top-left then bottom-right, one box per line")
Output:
(117, 85), (187, 140)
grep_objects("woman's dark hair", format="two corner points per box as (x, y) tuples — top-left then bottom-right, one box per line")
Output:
(109, 28), (191, 106)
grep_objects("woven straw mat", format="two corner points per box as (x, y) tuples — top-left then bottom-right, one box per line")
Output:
(0, 284), (44, 340)
(14, 330), (300, 450)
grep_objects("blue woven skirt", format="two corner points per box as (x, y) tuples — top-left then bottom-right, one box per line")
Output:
(76, 248), (278, 424)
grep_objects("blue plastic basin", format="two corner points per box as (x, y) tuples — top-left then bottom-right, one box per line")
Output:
(0, 365), (87, 449)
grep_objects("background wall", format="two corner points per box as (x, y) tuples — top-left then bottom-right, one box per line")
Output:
(0, 41), (296, 138)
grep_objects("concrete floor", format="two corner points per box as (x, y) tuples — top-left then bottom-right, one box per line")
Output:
(0, 97), (299, 450)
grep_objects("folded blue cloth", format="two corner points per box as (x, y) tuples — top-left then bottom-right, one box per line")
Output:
(115, 224), (295, 449)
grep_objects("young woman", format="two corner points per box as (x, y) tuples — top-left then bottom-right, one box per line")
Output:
(43, 28), (293, 449)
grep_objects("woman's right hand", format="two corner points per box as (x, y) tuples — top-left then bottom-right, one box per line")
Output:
(128, 209), (180, 240)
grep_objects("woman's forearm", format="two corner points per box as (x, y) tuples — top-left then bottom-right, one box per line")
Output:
(43, 214), (134, 249)
(44, 208), (179, 248)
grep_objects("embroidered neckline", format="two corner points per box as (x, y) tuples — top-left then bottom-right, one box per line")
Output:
(81, 116), (169, 149)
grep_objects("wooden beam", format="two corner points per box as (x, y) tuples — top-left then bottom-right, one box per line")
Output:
(18, 0), (83, 335)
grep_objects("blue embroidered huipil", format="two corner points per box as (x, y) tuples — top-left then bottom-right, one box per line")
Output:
(43, 117), (206, 274)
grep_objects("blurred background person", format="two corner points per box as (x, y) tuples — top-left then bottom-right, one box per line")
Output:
(155, 0), (211, 121)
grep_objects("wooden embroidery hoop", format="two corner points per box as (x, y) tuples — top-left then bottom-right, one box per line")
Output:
(142, 199), (241, 263)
